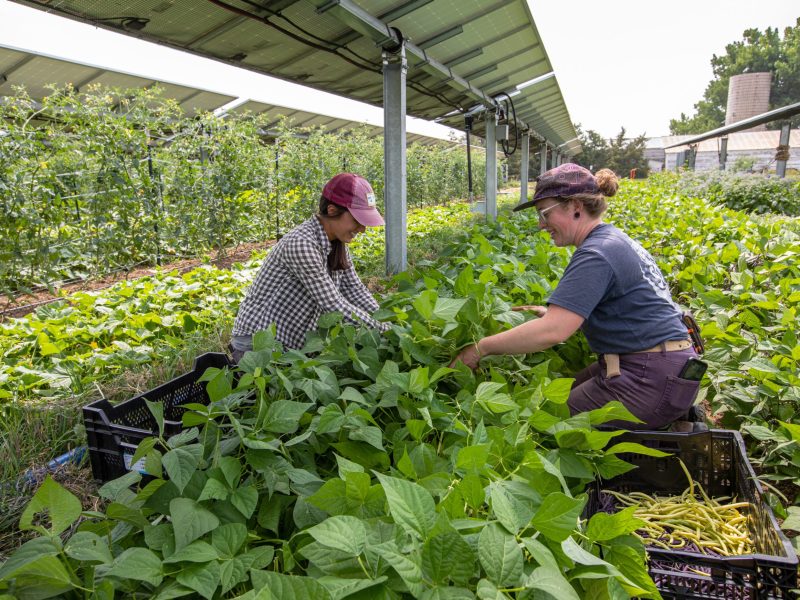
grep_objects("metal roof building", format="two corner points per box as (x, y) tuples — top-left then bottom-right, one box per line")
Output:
(646, 130), (800, 173)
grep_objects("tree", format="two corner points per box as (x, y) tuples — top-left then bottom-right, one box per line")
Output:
(572, 125), (649, 177)
(670, 18), (800, 134)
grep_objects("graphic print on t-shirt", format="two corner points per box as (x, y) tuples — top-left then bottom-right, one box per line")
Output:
(622, 236), (674, 304)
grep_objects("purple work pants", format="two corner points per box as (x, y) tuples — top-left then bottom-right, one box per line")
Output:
(568, 348), (699, 429)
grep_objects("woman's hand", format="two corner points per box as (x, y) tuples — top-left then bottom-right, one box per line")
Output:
(449, 342), (482, 370)
(512, 305), (547, 317)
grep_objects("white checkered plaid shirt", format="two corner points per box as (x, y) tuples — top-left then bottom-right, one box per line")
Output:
(232, 217), (385, 349)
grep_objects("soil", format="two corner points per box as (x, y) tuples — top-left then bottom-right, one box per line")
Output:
(0, 240), (275, 321)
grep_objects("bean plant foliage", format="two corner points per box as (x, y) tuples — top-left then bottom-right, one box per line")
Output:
(0, 212), (663, 599)
(0, 204), (473, 404)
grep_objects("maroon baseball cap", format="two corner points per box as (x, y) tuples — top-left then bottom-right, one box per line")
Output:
(322, 173), (385, 227)
(513, 163), (599, 212)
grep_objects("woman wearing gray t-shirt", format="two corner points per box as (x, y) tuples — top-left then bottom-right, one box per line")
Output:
(451, 163), (701, 430)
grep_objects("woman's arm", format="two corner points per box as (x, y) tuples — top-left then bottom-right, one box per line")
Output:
(339, 262), (380, 313)
(451, 304), (584, 369)
(285, 238), (383, 329)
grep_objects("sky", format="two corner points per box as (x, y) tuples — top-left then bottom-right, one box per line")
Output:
(530, 0), (798, 138)
(0, 0), (797, 140)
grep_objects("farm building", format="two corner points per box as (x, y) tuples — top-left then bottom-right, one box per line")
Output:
(645, 129), (800, 173)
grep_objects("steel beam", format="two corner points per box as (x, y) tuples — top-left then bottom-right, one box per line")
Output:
(719, 136), (728, 171)
(777, 123), (791, 178)
(383, 47), (407, 274)
(485, 110), (497, 218)
(520, 132), (530, 204)
(540, 141), (548, 175)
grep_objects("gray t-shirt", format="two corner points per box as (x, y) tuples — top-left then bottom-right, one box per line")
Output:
(547, 223), (687, 354)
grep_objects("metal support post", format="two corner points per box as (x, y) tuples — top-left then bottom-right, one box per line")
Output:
(719, 137), (728, 171)
(383, 46), (407, 274)
(777, 123), (791, 178)
(520, 133), (530, 204)
(485, 109), (497, 219)
(540, 142), (548, 175)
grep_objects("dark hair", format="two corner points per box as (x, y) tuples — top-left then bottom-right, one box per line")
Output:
(318, 196), (351, 271)
(568, 168), (619, 217)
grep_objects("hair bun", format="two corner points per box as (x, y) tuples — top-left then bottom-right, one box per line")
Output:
(594, 168), (619, 197)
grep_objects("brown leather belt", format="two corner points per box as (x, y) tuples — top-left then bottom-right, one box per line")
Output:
(603, 340), (693, 379)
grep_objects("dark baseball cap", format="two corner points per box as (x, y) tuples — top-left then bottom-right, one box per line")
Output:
(322, 173), (385, 227)
(514, 163), (599, 212)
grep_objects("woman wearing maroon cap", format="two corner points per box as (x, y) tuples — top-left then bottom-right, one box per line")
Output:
(230, 173), (388, 362)
(451, 163), (703, 430)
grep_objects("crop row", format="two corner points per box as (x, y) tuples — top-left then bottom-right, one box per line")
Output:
(0, 85), (490, 294)
(1, 199), (661, 599)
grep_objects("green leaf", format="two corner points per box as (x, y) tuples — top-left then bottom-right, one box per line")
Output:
(170, 498), (220, 551)
(475, 382), (516, 414)
(264, 400), (313, 434)
(212, 523), (248, 558)
(586, 506), (644, 542)
(230, 484), (259, 519)
(778, 421), (800, 443)
(176, 560), (221, 600)
(307, 515), (367, 556)
(349, 425), (384, 450)
(603, 442), (670, 458)
(317, 576), (389, 600)
(530, 492), (585, 542)
(372, 542), (424, 597)
(163, 540), (219, 563)
(420, 587), (475, 599)
(478, 523), (523, 587)
(2, 555), (74, 596)
(456, 444), (490, 474)
(205, 368), (233, 402)
(543, 378), (573, 404)
(433, 297), (467, 321)
(375, 473), (436, 539)
(162, 444), (202, 493)
(0, 537), (61, 580)
(218, 456), (242, 487)
(489, 483), (532, 535)
(523, 565), (581, 600)
(250, 570), (332, 600)
(19, 475), (82, 535)
(98, 471), (141, 501)
(412, 290), (436, 320)
(64, 531), (113, 564)
(740, 358), (781, 374)
(339, 387), (369, 406)
(476, 578), (511, 599)
(37, 332), (60, 356)
(586, 401), (643, 425)
(198, 477), (229, 502)
(307, 479), (348, 515)
(107, 547), (164, 587)
(422, 531), (476, 586)
(145, 399), (165, 438)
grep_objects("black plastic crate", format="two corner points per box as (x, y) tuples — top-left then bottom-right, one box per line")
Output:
(585, 429), (798, 599)
(83, 352), (233, 482)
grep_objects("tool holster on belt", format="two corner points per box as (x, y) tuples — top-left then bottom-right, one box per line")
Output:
(682, 311), (704, 355)
(603, 339), (694, 379)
